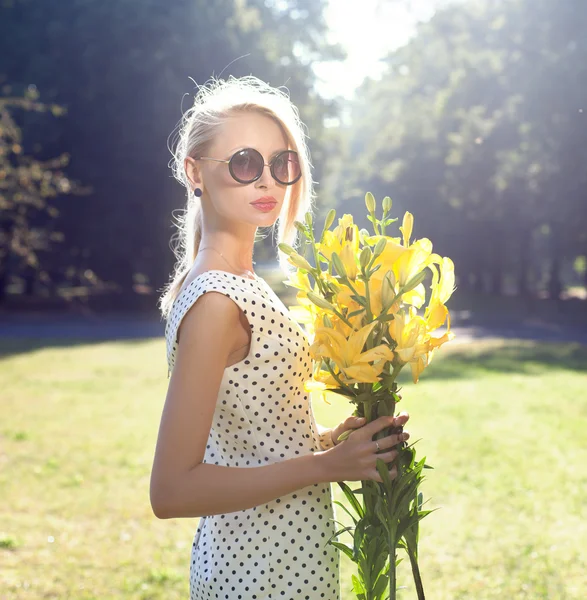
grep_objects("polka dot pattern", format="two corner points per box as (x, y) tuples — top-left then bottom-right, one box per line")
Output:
(165, 270), (340, 599)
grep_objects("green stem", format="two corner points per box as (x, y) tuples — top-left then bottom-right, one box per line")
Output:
(389, 528), (397, 600)
(407, 544), (425, 600)
(331, 306), (356, 330)
(324, 360), (354, 395)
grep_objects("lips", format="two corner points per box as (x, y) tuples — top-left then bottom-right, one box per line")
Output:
(251, 196), (276, 205)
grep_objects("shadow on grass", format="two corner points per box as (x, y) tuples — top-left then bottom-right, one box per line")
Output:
(0, 335), (160, 361)
(413, 340), (587, 382)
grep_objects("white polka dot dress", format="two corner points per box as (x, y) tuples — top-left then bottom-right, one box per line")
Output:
(165, 270), (340, 600)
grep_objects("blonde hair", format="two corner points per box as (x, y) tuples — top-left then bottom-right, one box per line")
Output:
(158, 75), (315, 320)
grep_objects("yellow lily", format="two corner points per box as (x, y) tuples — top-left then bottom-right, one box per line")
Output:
(425, 256), (456, 331)
(310, 320), (395, 384)
(283, 269), (312, 294)
(388, 306), (454, 383)
(303, 373), (337, 403)
(318, 213), (360, 263)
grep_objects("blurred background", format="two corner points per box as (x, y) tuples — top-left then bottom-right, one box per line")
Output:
(1, 0), (586, 598)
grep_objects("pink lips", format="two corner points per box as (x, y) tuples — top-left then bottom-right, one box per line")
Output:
(251, 196), (276, 205)
(251, 196), (277, 212)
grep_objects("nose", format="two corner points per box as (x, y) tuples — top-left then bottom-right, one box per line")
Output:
(255, 162), (276, 188)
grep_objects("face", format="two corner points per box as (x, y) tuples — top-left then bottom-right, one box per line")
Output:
(185, 111), (292, 227)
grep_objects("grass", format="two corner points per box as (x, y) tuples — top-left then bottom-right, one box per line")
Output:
(0, 336), (585, 599)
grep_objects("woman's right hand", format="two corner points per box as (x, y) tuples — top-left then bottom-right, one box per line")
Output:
(317, 414), (410, 484)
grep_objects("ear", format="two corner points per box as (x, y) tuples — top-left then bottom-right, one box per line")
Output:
(184, 156), (203, 190)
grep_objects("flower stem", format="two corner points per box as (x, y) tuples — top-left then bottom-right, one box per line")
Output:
(389, 527), (397, 600)
(407, 544), (425, 600)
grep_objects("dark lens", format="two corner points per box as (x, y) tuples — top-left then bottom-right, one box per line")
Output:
(230, 148), (263, 183)
(272, 151), (301, 184)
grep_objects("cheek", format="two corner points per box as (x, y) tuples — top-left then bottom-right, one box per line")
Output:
(205, 167), (240, 198)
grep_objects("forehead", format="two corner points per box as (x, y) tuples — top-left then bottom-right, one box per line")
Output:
(211, 111), (289, 154)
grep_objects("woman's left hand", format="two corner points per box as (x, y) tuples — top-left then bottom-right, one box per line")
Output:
(331, 415), (367, 446)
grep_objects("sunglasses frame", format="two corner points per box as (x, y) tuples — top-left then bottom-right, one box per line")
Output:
(193, 147), (302, 186)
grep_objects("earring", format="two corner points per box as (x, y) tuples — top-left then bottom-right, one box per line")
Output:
(193, 187), (202, 197)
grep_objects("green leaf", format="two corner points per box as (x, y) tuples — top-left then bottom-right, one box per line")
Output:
(330, 524), (355, 540)
(351, 574), (366, 596)
(333, 500), (358, 525)
(338, 481), (365, 519)
(372, 545), (390, 582)
(365, 535), (379, 576)
(373, 494), (387, 521)
(349, 294), (367, 307)
(330, 541), (355, 561)
(376, 458), (393, 494)
(376, 312), (396, 322)
(372, 572), (390, 600)
(353, 518), (367, 561)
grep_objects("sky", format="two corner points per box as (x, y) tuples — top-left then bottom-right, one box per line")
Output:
(314, 0), (451, 100)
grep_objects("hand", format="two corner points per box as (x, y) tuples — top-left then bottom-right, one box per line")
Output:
(317, 412), (410, 484)
(330, 415), (369, 446)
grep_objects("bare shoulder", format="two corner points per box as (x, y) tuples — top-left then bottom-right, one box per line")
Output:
(176, 283), (241, 345)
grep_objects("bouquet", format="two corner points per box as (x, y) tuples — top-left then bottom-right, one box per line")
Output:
(278, 193), (456, 599)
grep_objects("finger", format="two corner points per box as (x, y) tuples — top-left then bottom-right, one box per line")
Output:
(375, 449), (398, 463)
(377, 430), (409, 451)
(347, 416), (366, 428)
(364, 415), (395, 434)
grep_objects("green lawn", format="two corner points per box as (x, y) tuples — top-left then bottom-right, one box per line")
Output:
(1, 336), (585, 599)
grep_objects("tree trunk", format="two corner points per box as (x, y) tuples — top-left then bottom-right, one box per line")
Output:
(517, 229), (531, 298)
(548, 255), (562, 301)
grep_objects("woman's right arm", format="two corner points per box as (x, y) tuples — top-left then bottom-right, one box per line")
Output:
(149, 291), (328, 519)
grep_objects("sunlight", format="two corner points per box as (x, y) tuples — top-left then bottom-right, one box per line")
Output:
(315, 0), (452, 101)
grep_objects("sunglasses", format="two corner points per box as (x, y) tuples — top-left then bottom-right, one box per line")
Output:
(193, 147), (302, 186)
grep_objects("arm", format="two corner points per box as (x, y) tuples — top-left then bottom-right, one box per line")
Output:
(149, 291), (329, 519)
(154, 451), (326, 519)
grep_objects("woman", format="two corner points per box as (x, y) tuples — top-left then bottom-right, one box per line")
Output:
(150, 75), (410, 600)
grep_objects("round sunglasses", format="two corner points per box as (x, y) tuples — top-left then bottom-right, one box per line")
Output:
(193, 147), (302, 185)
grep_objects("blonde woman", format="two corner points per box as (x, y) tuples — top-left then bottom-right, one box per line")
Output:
(149, 75), (410, 599)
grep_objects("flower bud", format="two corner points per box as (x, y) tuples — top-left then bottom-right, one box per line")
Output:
(331, 252), (347, 278)
(307, 291), (336, 312)
(359, 246), (372, 269)
(402, 270), (427, 293)
(289, 253), (314, 271)
(323, 209), (336, 231)
(294, 221), (307, 235)
(372, 237), (387, 259)
(365, 191), (376, 213)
